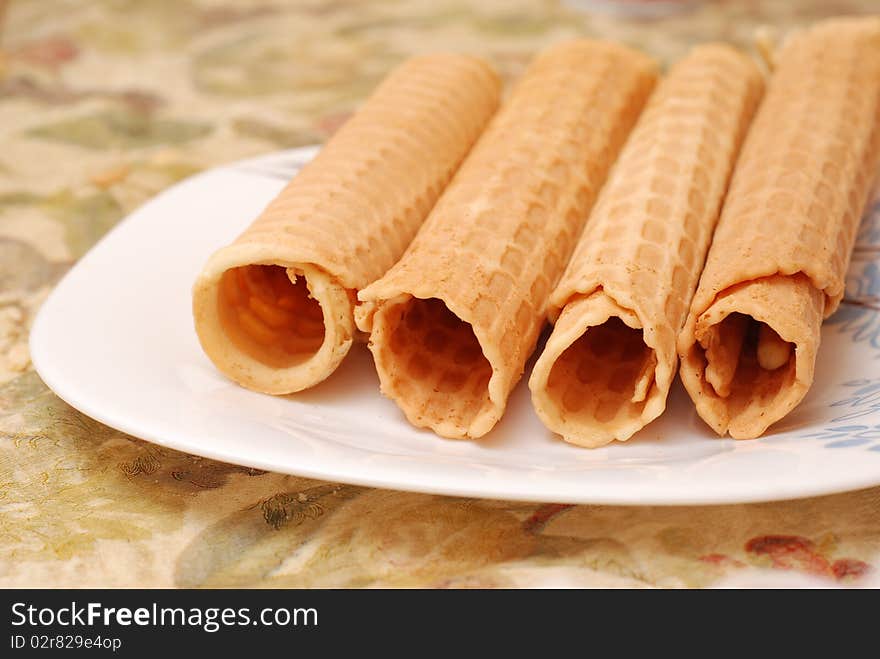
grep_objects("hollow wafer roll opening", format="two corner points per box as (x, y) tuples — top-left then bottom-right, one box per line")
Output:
(530, 292), (663, 447)
(678, 273), (825, 439)
(365, 296), (498, 439)
(193, 251), (355, 394)
(677, 18), (880, 438)
(192, 54), (501, 395)
(358, 40), (659, 439)
(700, 314), (795, 399)
(217, 265), (325, 366)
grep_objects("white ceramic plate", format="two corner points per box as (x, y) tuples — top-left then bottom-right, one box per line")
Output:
(30, 146), (880, 505)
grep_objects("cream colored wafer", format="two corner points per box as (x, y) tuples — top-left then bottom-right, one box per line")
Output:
(529, 44), (764, 447)
(678, 17), (880, 438)
(356, 40), (658, 439)
(192, 55), (500, 394)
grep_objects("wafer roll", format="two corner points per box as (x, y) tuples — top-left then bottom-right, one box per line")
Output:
(357, 41), (658, 439)
(192, 55), (500, 394)
(678, 18), (880, 439)
(529, 45), (764, 447)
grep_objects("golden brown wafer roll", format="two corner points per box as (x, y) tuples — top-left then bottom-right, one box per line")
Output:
(678, 18), (880, 438)
(192, 55), (500, 394)
(529, 44), (764, 447)
(356, 40), (658, 439)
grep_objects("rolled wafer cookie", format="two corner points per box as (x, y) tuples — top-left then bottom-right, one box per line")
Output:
(678, 17), (880, 439)
(356, 40), (658, 439)
(528, 44), (764, 447)
(192, 55), (500, 394)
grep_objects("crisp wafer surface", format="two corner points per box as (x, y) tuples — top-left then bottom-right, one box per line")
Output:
(530, 44), (763, 446)
(689, 18), (880, 319)
(193, 54), (500, 394)
(358, 40), (658, 438)
(228, 54), (501, 290)
(678, 17), (880, 438)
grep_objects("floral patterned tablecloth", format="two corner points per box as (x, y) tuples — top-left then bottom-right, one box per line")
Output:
(2, 0), (880, 588)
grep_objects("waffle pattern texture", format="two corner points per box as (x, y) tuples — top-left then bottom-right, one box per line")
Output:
(678, 17), (880, 438)
(357, 40), (658, 439)
(193, 54), (500, 394)
(529, 44), (764, 447)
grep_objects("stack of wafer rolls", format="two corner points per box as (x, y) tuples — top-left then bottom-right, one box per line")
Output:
(678, 17), (880, 438)
(192, 55), (500, 394)
(356, 40), (658, 439)
(528, 44), (764, 447)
